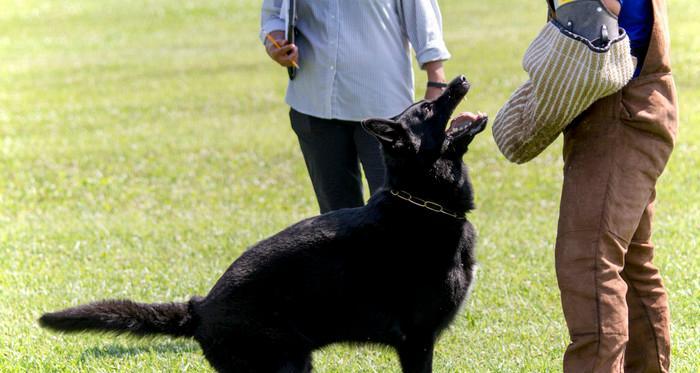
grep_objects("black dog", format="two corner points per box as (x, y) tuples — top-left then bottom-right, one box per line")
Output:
(39, 76), (488, 373)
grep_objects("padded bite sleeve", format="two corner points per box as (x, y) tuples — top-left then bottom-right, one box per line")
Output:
(492, 21), (635, 164)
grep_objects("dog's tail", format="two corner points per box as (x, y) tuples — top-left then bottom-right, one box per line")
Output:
(39, 298), (200, 339)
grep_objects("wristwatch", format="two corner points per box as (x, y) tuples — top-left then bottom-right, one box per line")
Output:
(427, 81), (448, 89)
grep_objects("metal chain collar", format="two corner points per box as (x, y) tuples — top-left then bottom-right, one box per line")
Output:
(389, 190), (466, 220)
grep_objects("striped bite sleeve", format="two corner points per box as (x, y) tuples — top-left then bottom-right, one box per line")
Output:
(492, 21), (636, 164)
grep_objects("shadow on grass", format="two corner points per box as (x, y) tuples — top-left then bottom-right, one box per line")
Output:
(79, 340), (199, 360)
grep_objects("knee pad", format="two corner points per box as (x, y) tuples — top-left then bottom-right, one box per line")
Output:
(554, 0), (620, 46)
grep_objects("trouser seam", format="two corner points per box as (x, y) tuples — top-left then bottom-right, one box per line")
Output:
(590, 118), (623, 369)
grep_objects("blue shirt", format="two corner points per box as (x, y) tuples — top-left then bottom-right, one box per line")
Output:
(619, 0), (653, 75)
(619, 0), (653, 49)
(260, 0), (451, 121)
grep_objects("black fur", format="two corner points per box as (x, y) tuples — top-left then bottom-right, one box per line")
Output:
(39, 75), (488, 373)
(39, 299), (197, 337)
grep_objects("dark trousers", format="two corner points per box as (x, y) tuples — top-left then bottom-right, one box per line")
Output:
(290, 109), (385, 214)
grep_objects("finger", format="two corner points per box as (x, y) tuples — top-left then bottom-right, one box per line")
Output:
(451, 112), (479, 125)
(279, 47), (298, 62)
(278, 39), (292, 47)
(278, 57), (294, 67)
(268, 45), (283, 58)
(285, 49), (299, 63)
(274, 52), (294, 66)
(280, 44), (295, 53)
(272, 53), (287, 66)
(463, 112), (480, 121)
(272, 44), (295, 57)
(284, 44), (298, 57)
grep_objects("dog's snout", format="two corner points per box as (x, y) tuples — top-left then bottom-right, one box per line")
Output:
(447, 75), (470, 92)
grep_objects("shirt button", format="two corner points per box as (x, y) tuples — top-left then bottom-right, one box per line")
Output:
(330, 66), (335, 70)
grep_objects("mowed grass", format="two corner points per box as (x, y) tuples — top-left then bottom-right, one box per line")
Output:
(1, 0), (697, 371)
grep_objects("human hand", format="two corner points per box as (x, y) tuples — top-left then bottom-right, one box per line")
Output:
(449, 112), (487, 130)
(265, 31), (299, 68)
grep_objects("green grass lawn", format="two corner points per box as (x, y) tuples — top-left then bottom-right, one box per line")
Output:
(1, 0), (698, 371)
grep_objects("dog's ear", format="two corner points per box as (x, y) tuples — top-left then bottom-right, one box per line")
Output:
(442, 116), (488, 157)
(361, 118), (409, 146)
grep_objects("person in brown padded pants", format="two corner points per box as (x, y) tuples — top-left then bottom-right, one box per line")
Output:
(483, 0), (678, 371)
(555, 1), (676, 371)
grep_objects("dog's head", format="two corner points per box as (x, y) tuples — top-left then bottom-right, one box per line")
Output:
(361, 75), (487, 209)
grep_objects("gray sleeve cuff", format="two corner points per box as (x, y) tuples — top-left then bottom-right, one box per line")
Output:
(416, 43), (451, 68)
(259, 18), (286, 44)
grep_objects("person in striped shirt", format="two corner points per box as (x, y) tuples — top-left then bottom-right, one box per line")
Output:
(260, 0), (452, 214)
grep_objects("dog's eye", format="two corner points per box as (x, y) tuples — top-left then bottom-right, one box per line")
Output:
(422, 104), (432, 115)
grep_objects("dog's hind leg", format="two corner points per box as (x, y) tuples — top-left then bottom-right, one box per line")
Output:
(397, 336), (436, 373)
(277, 353), (313, 373)
(200, 340), (244, 373)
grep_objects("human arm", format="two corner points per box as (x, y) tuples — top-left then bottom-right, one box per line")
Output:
(260, 0), (298, 68)
(424, 61), (447, 100)
(399, 0), (451, 100)
(492, 0), (633, 164)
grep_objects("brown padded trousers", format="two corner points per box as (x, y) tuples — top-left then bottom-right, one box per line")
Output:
(555, 0), (678, 371)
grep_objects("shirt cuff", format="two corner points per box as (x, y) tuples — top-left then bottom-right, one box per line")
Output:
(259, 18), (286, 44)
(416, 43), (452, 68)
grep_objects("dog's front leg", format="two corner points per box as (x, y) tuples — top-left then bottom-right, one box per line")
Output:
(397, 336), (435, 373)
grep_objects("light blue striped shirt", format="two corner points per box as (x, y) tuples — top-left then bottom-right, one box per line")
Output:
(261, 0), (451, 121)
